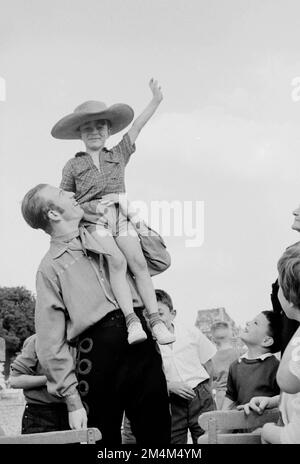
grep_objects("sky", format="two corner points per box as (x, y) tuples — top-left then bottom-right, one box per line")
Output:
(1, 0), (300, 327)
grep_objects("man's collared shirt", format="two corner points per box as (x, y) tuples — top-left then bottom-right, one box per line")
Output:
(35, 224), (170, 402)
(159, 322), (217, 389)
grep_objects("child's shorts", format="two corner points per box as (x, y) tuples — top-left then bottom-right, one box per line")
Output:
(81, 198), (138, 238)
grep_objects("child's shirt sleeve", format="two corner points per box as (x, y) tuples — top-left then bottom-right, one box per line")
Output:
(280, 357), (300, 444)
(10, 335), (38, 377)
(195, 329), (217, 365)
(113, 133), (136, 166)
(60, 159), (76, 192)
(225, 362), (238, 402)
(289, 357), (300, 381)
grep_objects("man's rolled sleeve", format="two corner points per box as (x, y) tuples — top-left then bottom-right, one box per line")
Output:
(35, 270), (81, 409)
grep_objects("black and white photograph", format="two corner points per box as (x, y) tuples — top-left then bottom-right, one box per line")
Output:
(1, 0), (300, 457)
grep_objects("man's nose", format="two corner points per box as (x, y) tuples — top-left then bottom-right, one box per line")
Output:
(293, 207), (300, 216)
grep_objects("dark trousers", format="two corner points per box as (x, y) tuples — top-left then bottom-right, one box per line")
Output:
(76, 309), (171, 445)
(170, 379), (215, 444)
(21, 403), (69, 434)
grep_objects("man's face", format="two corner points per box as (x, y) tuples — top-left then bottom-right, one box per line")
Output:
(292, 204), (300, 232)
(157, 302), (175, 330)
(240, 312), (271, 347)
(80, 119), (109, 151)
(40, 185), (84, 224)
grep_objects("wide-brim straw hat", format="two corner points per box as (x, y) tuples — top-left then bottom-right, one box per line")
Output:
(51, 100), (134, 139)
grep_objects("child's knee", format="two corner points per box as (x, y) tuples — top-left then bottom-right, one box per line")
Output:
(107, 251), (127, 272)
(128, 253), (148, 273)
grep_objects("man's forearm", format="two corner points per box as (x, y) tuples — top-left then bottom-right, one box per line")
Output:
(128, 99), (161, 143)
(10, 374), (47, 390)
(65, 391), (84, 412)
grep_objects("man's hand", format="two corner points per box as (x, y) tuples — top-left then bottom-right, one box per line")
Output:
(149, 78), (163, 104)
(68, 407), (88, 430)
(100, 193), (120, 206)
(168, 381), (196, 400)
(237, 396), (272, 415)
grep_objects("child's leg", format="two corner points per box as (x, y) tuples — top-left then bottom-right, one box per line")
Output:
(116, 235), (175, 345)
(91, 231), (147, 344)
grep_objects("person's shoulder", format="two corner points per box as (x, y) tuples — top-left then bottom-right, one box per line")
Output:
(229, 358), (239, 370)
(63, 153), (87, 168)
(37, 249), (56, 277)
(265, 354), (280, 366)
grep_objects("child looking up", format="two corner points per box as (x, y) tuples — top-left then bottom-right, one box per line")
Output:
(51, 79), (174, 346)
(222, 311), (281, 410)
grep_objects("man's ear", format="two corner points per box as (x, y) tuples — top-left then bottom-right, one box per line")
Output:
(171, 309), (177, 318)
(262, 335), (274, 349)
(47, 209), (61, 223)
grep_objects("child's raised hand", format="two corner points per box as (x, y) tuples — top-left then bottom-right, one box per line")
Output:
(149, 78), (163, 103)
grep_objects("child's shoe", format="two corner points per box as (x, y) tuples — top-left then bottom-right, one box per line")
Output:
(152, 322), (176, 345)
(127, 322), (148, 345)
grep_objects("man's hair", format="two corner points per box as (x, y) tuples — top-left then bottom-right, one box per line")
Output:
(261, 310), (282, 353)
(277, 241), (300, 309)
(155, 289), (173, 312)
(211, 321), (230, 333)
(21, 184), (62, 233)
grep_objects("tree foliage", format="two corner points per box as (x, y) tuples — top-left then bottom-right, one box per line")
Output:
(0, 286), (35, 354)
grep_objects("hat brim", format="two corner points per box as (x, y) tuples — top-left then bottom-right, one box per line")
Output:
(51, 103), (134, 139)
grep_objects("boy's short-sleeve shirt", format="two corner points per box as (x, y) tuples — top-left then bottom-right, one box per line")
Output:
(159, 322), (217, 389)
(60, 133), (136, 204)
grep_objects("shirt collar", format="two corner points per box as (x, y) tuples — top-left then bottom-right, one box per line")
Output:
(238, 351), (273, 363)
(49, 226), (108, 259)
(50, 229), (80, 259)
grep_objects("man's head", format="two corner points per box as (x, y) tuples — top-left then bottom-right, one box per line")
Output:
(79, 119), (111, 152)
(21, 184), (83, 235)
(240, 311), (281, 354)
(155, 289), (176, 330)
(211, 321), (232, 348)
(277, 242), (300, 321)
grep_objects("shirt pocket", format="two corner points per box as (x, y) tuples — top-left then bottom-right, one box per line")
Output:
(104, 156), (121, 181)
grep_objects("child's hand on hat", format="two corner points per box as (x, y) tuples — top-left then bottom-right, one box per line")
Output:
(149, 78), (163, 104)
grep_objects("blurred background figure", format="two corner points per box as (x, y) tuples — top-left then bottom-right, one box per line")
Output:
(210, 321), (239, 409)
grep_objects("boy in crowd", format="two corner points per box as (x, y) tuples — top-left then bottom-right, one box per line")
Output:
(210, 321), (239, 409)
(241, 244), (300, 443)
(10, 334), (72, 434)
(222, 311), (281, 410)
(156, 289), (217, 444)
